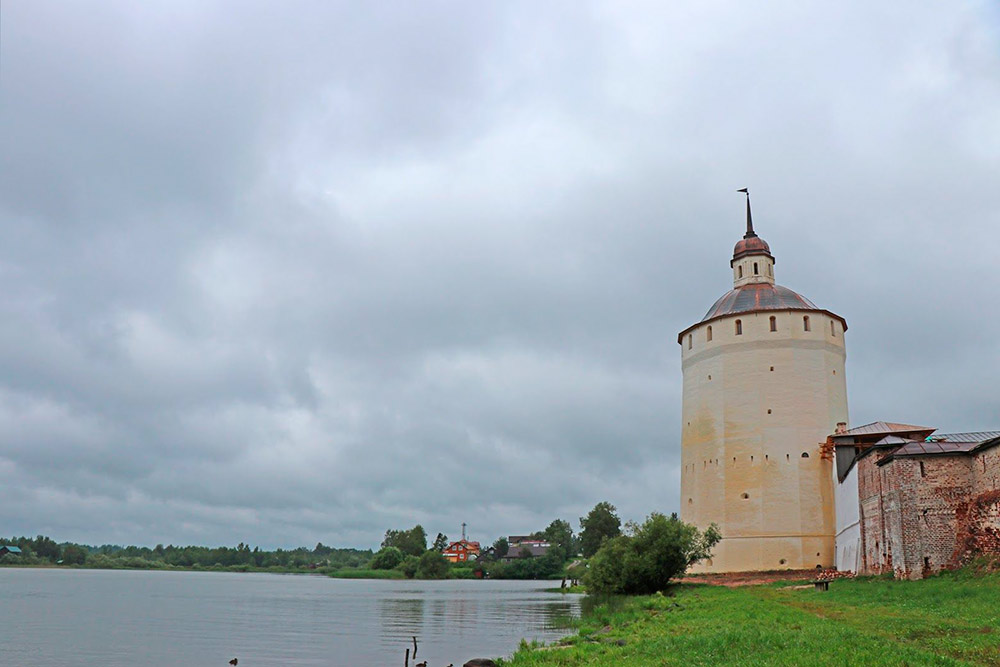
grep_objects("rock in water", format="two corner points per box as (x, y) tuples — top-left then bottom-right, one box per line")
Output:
(463, 660), (498, 667)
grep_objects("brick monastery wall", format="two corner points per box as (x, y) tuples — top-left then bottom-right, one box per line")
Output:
(858, 446), (1000, 579)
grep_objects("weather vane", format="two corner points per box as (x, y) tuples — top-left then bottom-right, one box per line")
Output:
(737, 188), (755, 238)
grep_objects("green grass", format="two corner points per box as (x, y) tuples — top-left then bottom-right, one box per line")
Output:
(328, 568), (406, 579)
(502, 571), (1000, 666)
(544, 585), (587, 594)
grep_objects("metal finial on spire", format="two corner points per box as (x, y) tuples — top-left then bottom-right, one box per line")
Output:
(737, 188), (755, 238)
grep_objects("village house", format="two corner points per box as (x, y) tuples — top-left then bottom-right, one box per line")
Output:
(442, 539), (480, 563)
(501, 536), (551, 562)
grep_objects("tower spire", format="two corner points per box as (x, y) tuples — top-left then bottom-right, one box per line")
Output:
(737, 188), (755, 238)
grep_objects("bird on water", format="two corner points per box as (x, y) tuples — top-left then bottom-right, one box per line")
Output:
(229, 659), (238, 666)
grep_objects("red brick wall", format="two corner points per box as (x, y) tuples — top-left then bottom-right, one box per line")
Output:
(858, 445), (1000, 579)
(953, 446), (1000, 566)
(858, 453), (891, 574)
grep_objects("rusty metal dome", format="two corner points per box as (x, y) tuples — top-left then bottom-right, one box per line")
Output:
(732, 235), (773, 262)
(702, 283), (817, 321)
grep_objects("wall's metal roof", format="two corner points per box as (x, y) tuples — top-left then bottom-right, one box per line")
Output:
(890, 441), (978, 457)
(839, 421), (935, 437)
(878, 433), (1000, 464)
(0, 545), (22, 553)
(701, 283), (818, 321)
(929, 431), (1000, 443)
(873, 435), (916, 446)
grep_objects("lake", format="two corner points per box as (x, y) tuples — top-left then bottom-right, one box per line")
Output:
(0, 569), (582, 666)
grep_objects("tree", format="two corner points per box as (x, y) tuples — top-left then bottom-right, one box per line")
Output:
(370, 546), (404, 570)
(492, 537), (509, 559)
(541, 519), (574, 559)
(397, 555), (420, 579)
(32, 535), (61, 562)
(61, 544), (87, 565)
(580, 501), (622, 558)
(432, 533), (449, 552)
(416, 550), (450, 579)
(381, 525), (428, 557)
(585, 513), (720, 595)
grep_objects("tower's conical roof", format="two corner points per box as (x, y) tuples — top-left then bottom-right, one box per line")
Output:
(701, 283), (816, 321)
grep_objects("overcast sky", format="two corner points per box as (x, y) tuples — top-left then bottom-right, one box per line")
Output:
(1, 1), (998, 550)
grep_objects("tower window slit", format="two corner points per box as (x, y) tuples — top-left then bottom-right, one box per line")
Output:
(735, 319), (742, 335)
(831, 320), (836, 336)
(769, 315), (777, 332)
(707, 326), (712, 342)
(688, 334), (692, 349)
(738, 265), (743, 278)
(803, 315), (810, 331)
(753, 262), (759, 275)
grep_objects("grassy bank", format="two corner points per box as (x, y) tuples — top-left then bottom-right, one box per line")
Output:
(327, 568), (406, 579)
(504, 571), (1000, 666)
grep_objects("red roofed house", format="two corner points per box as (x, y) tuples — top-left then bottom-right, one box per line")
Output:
(442, 539), (480, 563)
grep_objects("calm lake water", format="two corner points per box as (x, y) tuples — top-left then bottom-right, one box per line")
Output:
(0, 569), (581, 666)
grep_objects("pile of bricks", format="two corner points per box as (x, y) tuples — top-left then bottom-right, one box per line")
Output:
(816, 568), (855, 581)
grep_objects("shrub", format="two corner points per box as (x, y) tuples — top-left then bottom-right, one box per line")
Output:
(397, 555), (420, 579)
(416, 550), (450, 579)
(586, 513), (720, 595)
(370, 546), (404, 570)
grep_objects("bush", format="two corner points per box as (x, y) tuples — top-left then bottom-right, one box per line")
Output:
(397, 555), (419, 579)
(370, 546), (404, 570)
(416, 550), (450, 579)
(586, 513), (720, 595)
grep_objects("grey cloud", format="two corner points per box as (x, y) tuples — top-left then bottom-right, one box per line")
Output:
(1, 1), (998, 549)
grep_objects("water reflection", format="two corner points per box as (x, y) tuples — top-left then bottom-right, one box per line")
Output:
(0, 572), (581, 666)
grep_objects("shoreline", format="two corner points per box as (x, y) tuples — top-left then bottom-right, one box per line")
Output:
(501, 569), (1000, 665)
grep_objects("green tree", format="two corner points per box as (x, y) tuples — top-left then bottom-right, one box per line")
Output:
(492, 537), (509, 559)
(370, 546), (405, 570)
(432, 533), (449, 552)
(540, 519), (575, 560)
(580, 501), (622, 558)
(397, 555), (420, 578)
(32, 535), (61, 562)
(381, 525), (428, 557)
(585, 513), (720, 595)
(416, 550), (450, 579)
(61, 544), (88, 565)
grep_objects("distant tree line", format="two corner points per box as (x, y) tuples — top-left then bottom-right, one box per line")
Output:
(366, 503), (627, 581)
(0, 536), (371, 571)
(2, 503), (721, 591)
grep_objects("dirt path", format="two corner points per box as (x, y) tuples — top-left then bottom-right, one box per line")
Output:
(679, 569), (818, 587)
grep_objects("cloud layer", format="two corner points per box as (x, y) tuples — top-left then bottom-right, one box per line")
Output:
(1, 0), (998, 548)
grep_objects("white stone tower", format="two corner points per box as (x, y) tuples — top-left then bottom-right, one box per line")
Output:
(678, 192), (848, 572)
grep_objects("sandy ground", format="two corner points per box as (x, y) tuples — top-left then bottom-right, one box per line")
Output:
(678, 570), (823, 587)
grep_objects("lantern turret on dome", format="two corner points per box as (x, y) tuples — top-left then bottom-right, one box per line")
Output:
(730, 189), (775, 288)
